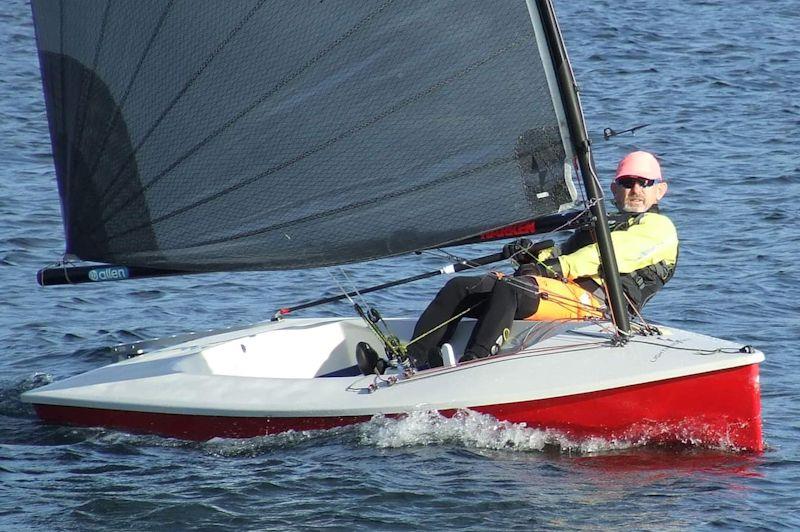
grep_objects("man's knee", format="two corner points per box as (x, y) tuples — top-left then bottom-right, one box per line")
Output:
(442, 275), (492, 296)
(493, 277), (540, 317)
(491, 278), (518, 300)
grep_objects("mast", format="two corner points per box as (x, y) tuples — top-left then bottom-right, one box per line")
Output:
(533, 0), (631, 336)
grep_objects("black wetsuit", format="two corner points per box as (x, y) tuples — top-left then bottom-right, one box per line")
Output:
(407, 274), (540, 366)
(407, 207), (678, 367)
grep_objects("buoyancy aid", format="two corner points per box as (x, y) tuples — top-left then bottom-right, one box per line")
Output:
(556, 206), (678, 311)
(613, 214), (678, 310)
(523, 275), (605, 321)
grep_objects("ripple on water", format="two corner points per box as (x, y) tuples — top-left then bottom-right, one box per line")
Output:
(2, 0), (800, 529)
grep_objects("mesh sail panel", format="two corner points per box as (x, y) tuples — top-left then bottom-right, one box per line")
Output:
(31, 0), (578, 271)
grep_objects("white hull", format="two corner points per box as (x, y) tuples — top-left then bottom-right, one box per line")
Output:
(22, 318), (764, 450)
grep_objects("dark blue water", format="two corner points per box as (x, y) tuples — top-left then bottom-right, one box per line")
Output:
(2, 0), (799, 529)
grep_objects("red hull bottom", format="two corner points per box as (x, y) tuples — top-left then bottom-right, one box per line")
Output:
(32, 364), (763, 451)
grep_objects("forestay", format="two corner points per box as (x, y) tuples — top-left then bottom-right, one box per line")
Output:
(31, 0), (579, 271)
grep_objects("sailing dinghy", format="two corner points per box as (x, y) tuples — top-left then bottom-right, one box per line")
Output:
(22, 1), (763, 450)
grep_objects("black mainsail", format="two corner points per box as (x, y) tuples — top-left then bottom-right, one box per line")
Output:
(32, 1), (629, 332)
(31, 1), (581, 272)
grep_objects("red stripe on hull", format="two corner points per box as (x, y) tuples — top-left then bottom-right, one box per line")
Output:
(473, 363), (763, 452)
(32, 364), (762, 451)
(32, 405), (372, 441)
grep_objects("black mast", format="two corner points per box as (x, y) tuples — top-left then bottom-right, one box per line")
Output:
(535, 0), (631, 336)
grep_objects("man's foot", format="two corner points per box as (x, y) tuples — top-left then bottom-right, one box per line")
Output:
(406, 344), (445, 370)
(459, 350), (489, 364)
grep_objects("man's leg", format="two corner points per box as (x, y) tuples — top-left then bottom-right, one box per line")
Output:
(461, 277), (540, 361)
(408, 275), (497, 367)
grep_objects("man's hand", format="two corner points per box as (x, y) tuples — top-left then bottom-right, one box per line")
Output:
(501, 238), (555, 264)
(502, 238), (535, 263)
(514, 258), (563, 279)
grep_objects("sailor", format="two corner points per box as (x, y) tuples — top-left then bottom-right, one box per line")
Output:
(407, 151), (679, 367)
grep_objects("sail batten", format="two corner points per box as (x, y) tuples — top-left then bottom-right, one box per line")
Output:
(32, 1), (581, 271)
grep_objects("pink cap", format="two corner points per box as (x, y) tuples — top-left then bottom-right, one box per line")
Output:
(615, 151), (662, 181)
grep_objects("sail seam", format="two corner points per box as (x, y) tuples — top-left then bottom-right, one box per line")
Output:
(103, 34), (531, 244)
(70, 0), (112, 186)
(84, 0), (270, 231)
(167, 155), (515, 251)
(56, 0), (70, 239)
(75, 1), (176, 256)
(88, 0), (396, 241)
(80, 1), (175, 214)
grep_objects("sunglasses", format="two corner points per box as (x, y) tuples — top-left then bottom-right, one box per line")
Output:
(616, 176), (656, 189)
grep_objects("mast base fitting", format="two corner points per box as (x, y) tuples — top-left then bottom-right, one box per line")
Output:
(611, 333), (630, 347)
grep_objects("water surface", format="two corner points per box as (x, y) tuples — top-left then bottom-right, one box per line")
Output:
(2, 0), (799, 529)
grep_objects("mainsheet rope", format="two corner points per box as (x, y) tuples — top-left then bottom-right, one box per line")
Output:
(327, 197), (640, 360)
(399, 162), (616, 355)
(403, 200), (621, 351)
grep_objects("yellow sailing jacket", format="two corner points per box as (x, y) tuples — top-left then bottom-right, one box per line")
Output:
(550, 211), (679, 309)
(558, 212), (679, 281)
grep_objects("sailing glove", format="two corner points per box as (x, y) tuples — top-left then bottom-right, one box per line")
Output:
(502, 238), (556, 265)
(502, 238), (535, 263)
(514, 258), (563, 279)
